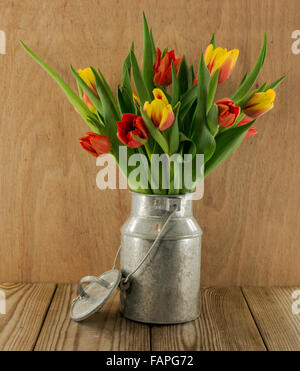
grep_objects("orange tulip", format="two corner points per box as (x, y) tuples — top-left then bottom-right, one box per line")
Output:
(79, 132), (111, 156)
(237, 117), (258, 139)
(216, 98), (240, 127)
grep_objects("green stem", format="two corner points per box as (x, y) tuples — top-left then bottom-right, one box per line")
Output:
(144, 142), (152, 163)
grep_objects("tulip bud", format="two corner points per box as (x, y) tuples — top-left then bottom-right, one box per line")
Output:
(79, 132), (111, 156)
(77, 67), (100, 113)
(153, 48), (183, 86)
(193, 44), (239, 85)
(244, 89), (276, 118)
(216, 98), (240, 127)
(237, 117), (258, 139)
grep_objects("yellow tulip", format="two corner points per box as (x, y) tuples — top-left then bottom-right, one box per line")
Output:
(77, 67), (98, 113)
(143, 89), (175, 131)
(78, 67), (96, 91)
(244, 89), (276, 118)
(204, 44), (239, 84)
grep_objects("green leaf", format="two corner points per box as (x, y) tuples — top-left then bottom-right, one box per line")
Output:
(120, 86), (136, 114)
(178, 56), (189, 96)
(197, 121), (216, 163)
(179, 132), (196, 159)
(258, 82), (267, 92)
(182, 100), (197, 136)
(90, 67), (120, 151)
(130, 50), (152, 104)
(76, 80), (83, 99)
(140, 110), (169, 153)
(149, 28), (156, 65)
(122, 51), (133, 99)
(207, 103), (219, 137)
(210, 33), (216, 48)
(171, 62), (180, 105)
(192, 53), (215, 162)
(265, 75), (286, 90)
(162, 47), (168, 58)
(238, 72), (248, 87)
(204, 121), (255, 177)
(237, 80), (270, 108)
(237, 89), (258, 109)
(117, 87), (129, 114)
(196, 54), (216, 162)
(188, 65), (195, 88)
(206, 69), (219, 113)
(169, 103), (180, 154)
(180, 84), (197, 120)
(70, 65), (103, 116)
(231, 34), (267, 102)
(142, 12), (155, 94)
(97, 68), (121, 117)
(20, 41), (99, 132)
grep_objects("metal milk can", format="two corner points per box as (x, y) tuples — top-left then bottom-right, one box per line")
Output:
(120, 192), (202, 324)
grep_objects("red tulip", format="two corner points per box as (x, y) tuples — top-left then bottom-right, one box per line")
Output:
(153, 48), (183, 86)
(237, 117), (258, 139)
(79, 132), (111, 157)
(117, 113), (149, 149)
(216, 98), (240, 127)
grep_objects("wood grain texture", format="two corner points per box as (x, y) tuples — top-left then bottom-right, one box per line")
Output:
(34, 284), (150, 351)
(151, 287), (266, 351)
(0, 0), (299, 285)
(242, 287), (300, 351)
(0, 283), (55, 350)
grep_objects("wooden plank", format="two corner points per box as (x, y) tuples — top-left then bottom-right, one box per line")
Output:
(242, 287), (300, 351)
(0, 283), (56, 351)
(0, 0), (299, 287)
(151, 287), (266, 351)
(34, 284), (150, 351)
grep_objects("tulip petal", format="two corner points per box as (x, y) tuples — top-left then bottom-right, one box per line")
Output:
(153, 48), (182, 86)
(216, 98), (240, 127)
(209, 47), (227, 74)
(159, 104), (175, 131)
(152, 88), (168, 104)
(204, 44), (214, 66)
(79, 132), (111, 156)
(244, 89), (275, 118)
(83, 91), (96, 113)
(80, 141), (98, 157)
(149, 99), (165, 127)
(218, 49), (239, 83)
(245, 125), (258, 139)
(89, 135), (111, 155)
(143, 101), (152, 119)
(78, 67), (97, 92)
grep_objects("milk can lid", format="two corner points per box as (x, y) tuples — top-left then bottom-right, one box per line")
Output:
(70, 269), (122, 322)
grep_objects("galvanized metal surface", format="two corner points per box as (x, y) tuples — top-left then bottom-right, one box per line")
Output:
(70, 269), (121, 322)
(120, 193), (202, 324)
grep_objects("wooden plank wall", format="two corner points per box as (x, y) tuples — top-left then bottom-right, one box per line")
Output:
(0, 0), (299, 284)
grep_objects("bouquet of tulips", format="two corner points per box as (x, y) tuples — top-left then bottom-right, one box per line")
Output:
(21, 13), (284, 195)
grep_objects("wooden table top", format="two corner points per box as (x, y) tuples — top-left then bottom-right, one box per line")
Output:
(0, 284), (299, 351)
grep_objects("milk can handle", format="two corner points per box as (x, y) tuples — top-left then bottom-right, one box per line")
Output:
(113, 198), (181, 286)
